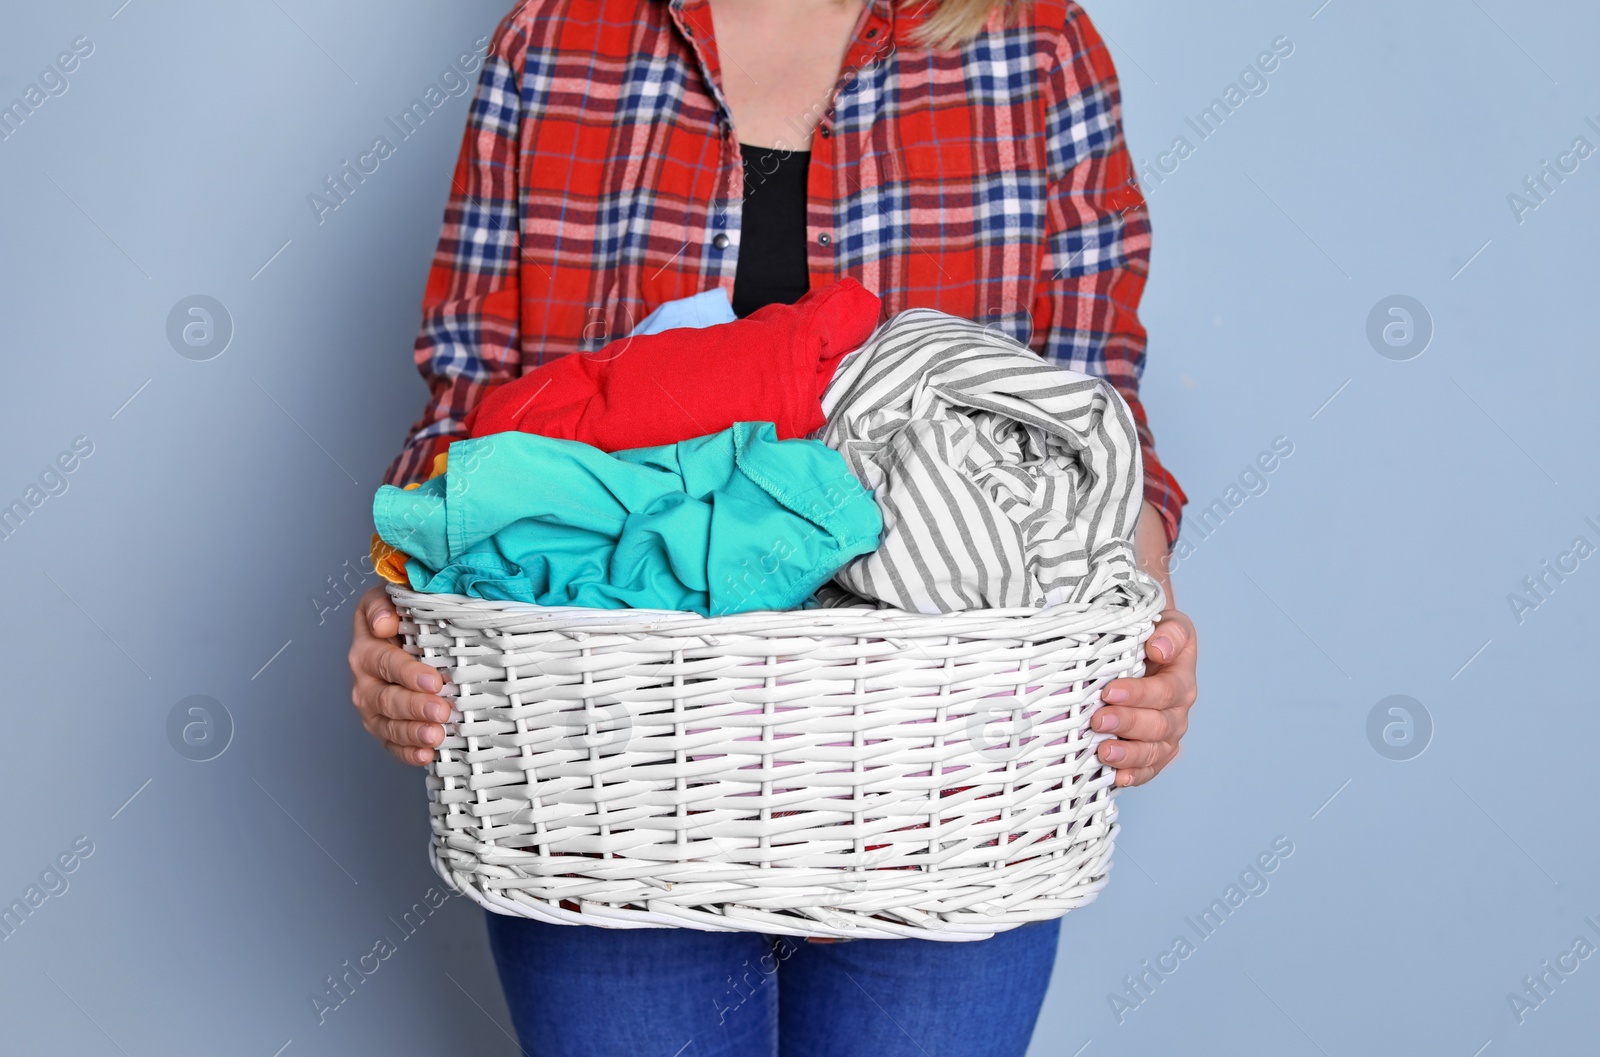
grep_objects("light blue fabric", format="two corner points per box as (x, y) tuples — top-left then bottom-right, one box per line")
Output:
(373, 422), (881, 616)
(628, 288), (738, 336)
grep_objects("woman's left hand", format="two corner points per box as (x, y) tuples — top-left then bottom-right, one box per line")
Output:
(1092, 607), (1196, 787)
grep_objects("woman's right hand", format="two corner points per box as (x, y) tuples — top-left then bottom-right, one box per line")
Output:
(348, 585), (450, 765)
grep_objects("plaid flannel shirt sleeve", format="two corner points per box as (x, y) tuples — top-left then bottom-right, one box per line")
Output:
(382, 17), (527, 488)
(1028, 3), (1187, 548)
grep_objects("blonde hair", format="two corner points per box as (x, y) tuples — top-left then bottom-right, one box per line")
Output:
(904, 0), (1032, 49)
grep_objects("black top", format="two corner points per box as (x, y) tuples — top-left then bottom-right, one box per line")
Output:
(731, 142), (811, 318)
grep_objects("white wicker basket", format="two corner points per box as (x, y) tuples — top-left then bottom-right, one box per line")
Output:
(391, 578), (1164, 941)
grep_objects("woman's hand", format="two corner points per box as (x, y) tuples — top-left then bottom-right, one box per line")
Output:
(347, 585), (450, 765)
(1093, 608), (1196, 786)
(1092, 501), (1198, 787)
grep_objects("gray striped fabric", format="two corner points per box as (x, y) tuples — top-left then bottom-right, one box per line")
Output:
(820, 309), (1146, 614)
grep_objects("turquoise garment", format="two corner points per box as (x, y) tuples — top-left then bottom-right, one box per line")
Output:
(373, 422), (881, 616)
(629, 288), (737, 336)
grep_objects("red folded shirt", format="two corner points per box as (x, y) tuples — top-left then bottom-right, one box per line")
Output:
(464, 278), (882, 450)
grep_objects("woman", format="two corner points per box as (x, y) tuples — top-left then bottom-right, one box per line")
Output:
(348, 1), (1197, 1053)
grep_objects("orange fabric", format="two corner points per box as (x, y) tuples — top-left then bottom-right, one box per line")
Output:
(372, 533), (410, 584)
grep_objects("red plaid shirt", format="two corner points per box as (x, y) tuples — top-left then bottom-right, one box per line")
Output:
(384, 0), (1188, 545)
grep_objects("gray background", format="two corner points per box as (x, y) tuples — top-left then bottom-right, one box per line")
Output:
(2, 0), (1596, 1054)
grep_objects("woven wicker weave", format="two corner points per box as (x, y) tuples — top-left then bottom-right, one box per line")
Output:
(390, 578), (1164, 941)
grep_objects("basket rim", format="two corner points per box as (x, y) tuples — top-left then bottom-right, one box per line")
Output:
(385, 577), (1164, 635)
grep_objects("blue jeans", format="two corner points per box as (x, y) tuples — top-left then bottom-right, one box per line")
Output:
(485, 913), (1060, 1057)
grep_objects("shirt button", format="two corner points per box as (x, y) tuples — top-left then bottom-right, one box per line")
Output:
(712, 233), (730, 250)
(817, 232), (832, 246)
(819, 126), (831, 139)
(865, 27), (879, 39)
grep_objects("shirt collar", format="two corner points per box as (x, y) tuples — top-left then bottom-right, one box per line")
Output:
(667, 0), (899, 37)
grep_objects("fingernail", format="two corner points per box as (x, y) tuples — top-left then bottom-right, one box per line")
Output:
(1102, 744), (1124, 763)
(1101, 686), (1128, 704)
(1096, 711), (1120, 732)
(416, 672), (442, 693)
(429, 704), (450, 723)
(1151, 636), (1172, 659)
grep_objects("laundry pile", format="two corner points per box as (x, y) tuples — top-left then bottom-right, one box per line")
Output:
(372, 278), (1147, 617)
